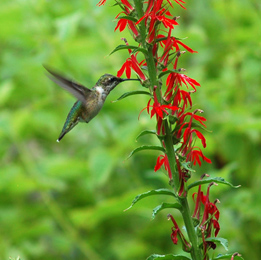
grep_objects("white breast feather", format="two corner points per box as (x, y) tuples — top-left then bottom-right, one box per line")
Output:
(95, 86), (106, 105)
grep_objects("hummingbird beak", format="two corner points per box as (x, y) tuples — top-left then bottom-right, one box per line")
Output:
(120, 78), (140, 82)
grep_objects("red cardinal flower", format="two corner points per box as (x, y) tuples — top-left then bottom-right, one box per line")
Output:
(154, 154), (172, 179)
(117, 53), (146, 80)
(136, 0), (179, 43)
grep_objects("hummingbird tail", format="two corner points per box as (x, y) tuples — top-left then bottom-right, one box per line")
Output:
(56, 120), (78, 142)
(56, 101), (81, 142)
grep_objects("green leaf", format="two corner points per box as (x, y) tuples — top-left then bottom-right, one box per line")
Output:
(205, 237), (229, 251)
(158, 69), (180, 78)
(156, 36), (184, 43)
(112, 90), (151, 103)
(152, 202), (181, 219)
(116, 15), (138, 23)
(125, 189), (176, 211)
(188, 177), (241, 190)
(180, 161), (195, 173)
(136, 130), (156, 140)
(146, 254), (191, 260)
(127, 145), (165, 159)
(110, 45), (148, 55)
(191, 122), (212, 132)
(214, 253), (244, 260)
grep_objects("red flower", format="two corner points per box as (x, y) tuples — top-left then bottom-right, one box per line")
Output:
(194, 185), (220, 259)
(176, 110), (211, 166)
(198, 183), (220, 237)
(168, 214), (192, 251)
(173, 0), (186, 10)
(117, 53), (146, 80)
(140, 89), (179, 135)
(158, 29), (198, 58)
(154, 154), (172, 179)
(120, 0), (133, 10)
(187, 147), (212, 166)
(148, 90), (179, 119)
(114, 1), (139, 37)
(115, 16), (139, 36)
(166, 71), (201, 93)
(136, 0), (179, 43)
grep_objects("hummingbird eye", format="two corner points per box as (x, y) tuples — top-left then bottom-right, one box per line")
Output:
(107, 77), (115, 84)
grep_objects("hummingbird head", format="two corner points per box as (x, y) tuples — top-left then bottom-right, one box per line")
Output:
(97, 74), (140, 93)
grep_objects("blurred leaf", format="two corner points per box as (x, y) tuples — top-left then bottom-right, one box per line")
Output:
(55, 11), (83, 40)
(89, 149), (117, 187)
(152, 202), (181, 219)
(0, 80), (14, 106)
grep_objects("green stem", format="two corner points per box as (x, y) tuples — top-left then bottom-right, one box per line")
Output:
(133, 0), (146, 45)
(164, 122), (202, 260)
(179, 197), (202, 260)
(158, 122), (202, 260)
(163, 120), (179, 191)
(133, 0), (160, 98)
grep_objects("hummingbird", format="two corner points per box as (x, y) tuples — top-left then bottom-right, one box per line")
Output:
(44, 66), (140, 142)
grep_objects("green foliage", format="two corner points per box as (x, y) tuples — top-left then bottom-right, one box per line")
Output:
(188, 177), (241, 190)
(152, 203), (181, 219)
(125, 189), (177, 211)
(112, 90), (151, 103)
(0, 0), (260, 259)
(146, 254), (191, 260)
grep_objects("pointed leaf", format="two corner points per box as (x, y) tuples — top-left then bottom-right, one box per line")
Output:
(191, 122), (212, 132)
(188, 177), (241, 190)
(116, 15), (138, 23)
(158, 69), (180, 78)
(214, 253), (244, 260)
(205, 237), (228, 251)
(112, 90), (151, 103)
(156, 37), (185, 43)
(127, 145), (165, 159)
(125, 189), (176, 211)
(136, 130), (156, 140)
(110, 45), (148, 55)
(152, 202), (181, 219)
(147, 254), (191, 260)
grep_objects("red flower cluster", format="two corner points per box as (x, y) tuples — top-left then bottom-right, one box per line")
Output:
(99, 0), (211, 195)
(106, 0), (212, 186)
(192, 177), (220, 259)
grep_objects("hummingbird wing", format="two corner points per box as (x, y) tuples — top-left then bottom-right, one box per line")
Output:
(44, 65), (92, 104)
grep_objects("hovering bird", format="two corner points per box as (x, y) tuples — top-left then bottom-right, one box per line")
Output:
(44, 66), (140, 142)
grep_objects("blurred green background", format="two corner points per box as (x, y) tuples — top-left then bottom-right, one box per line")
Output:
(0, 0), (260, 259)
